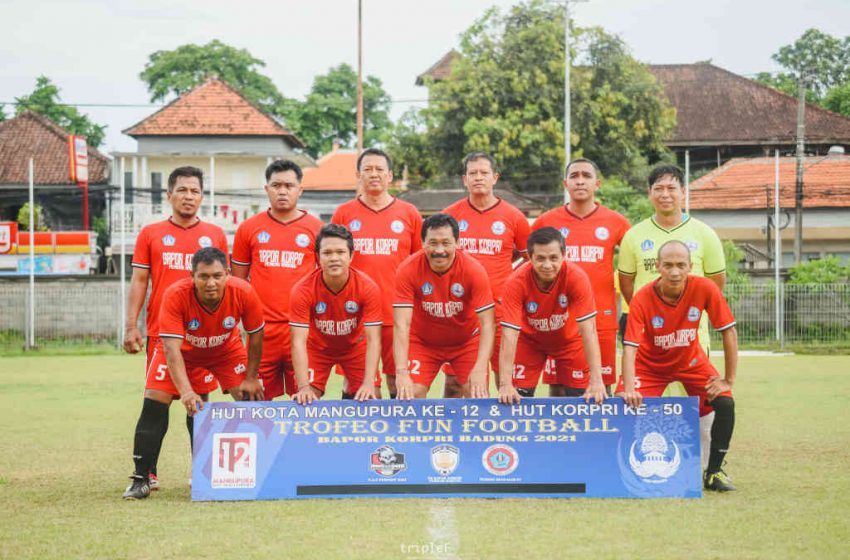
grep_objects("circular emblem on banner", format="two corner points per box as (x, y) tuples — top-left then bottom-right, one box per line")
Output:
(491, 221), (506, 235)
(421, 282), (434, 296)
(315, 302), (327, 314)
(688, 306), (701, 322)
(257, 230), (271, 243)
(198, 236), (213, 248)
(595, 226), (610, 240)
(450, 283), (465, 297)
(628, 431), (682, 482)
(559, 227), (570, 239)
(390, 220), (405, 234)
(222, 316), (236, 329)
(651, 315), (665, 329)
(458, 219), (469, 232)
(558, 294), (568, 308)
(162, 235), (176, 246)
(345, 300), (359, 314)
(349, 219), (362, 232)
(296, 234), (310, 248)
(187, 319), (200, 331)
(526, 301), (539, 314)
(641, 239), (654, 252)
(482, 444), (519, 476)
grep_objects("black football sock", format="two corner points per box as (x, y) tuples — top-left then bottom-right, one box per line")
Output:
(186, 414), (195, 454)
(707, 396), (735, 473)
(341, 391), (355, 400)
(517, 387), (536, 397)
(133, 398), (170, 478)
(150, 407), (169, 477)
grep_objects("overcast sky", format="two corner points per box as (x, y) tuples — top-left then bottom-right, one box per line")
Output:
(2, 0), (848, 153)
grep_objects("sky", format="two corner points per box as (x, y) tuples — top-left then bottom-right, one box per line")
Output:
(1, 0), (849, 153)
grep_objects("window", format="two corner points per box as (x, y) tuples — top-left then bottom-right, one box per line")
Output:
(151, 172), (163, 211)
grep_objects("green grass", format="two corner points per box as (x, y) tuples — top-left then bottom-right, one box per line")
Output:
(1, 354), (849, 559)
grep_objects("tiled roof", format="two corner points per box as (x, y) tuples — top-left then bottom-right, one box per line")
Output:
(689, 156), (850, 210)
(0, 112), (110, 185)
(300, 147), (358, 191)
(123, 78), (302, 146)
(415, 49), (460, 86)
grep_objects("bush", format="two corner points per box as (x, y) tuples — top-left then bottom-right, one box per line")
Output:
(788, 256), (850, 285)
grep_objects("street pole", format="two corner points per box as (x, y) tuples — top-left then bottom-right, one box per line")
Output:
(774, 149), (783, 348)
(356, 0), (364, 153)
(563, 0), (571, 204)
(793, 75), (806, 264)
(28, 158), (35, 350)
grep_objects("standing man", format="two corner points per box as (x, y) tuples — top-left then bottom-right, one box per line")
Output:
(289, 224), (383, 403)
(619, 240), (738, 492)
(331, 148), (423, 399)
(393, 214), (496, 400)
(443, 151), (530, 392)
(123, 248), (265, 499)
(533, 158), (630, 394)
(618, 164), (726, 463)
(497, 227), (606, 404)
(232, 160), (323, 400)
(125, 165), (228, 490)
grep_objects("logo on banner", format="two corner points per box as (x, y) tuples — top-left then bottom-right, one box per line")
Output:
(370, 446), (406, 477)
(315, 302), (327, 314)
(295, 234), (310, 248)
(482, 444), (519, 476)
(421, 282), (433, 296)
(458, 219), (469, 232)
(595, 226), (609, 240)
(187, 319), (200, 331)
(641, 239), (654, 252)
(198, 236), (213, 248)
(349, 219), (362, 232)
(652, 315), (664, 329)
(431, 445), (460, 476)
(162, 235), (176, 247)
(257, 231), (271, 243)
(212, 433), (256, 488)
(390, 220), (405, 234)
(222, 316), (236, 329)
(688, 306), (701, 322)
(345, 300), (359, 314)
(491, 221), (506, 235)
(628, 432), (682, 483)
(451, 283), (465, 297)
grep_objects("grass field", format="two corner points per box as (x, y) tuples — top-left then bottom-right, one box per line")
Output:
(1, 354), (849, 559)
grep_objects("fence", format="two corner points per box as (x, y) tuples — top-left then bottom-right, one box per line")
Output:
(1, 280), (848, 352)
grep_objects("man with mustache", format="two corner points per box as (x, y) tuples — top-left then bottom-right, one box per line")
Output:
(619, 240), (738, 492)
(393, 213), (495, 399)
(232, 160), (323, 399)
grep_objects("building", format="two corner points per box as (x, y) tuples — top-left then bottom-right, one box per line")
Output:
(688, 155), (850, 267)
(300, 145), (358, 220)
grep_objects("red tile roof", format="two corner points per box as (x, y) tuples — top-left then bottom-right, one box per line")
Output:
(123, 78), (302, 145)
(415, 49), (460, 86)
(688, 156), (850, 210)
(0, 112), (110, 185)
(300, 147), (358, 191)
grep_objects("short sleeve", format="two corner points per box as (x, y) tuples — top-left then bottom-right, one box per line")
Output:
(618, 230), (638, 275)
(240, 284), (265, 333)
(514, 212), (531, 253)
(702, 227), (726, 276)
(330, 206), (346, 226)
(705, 280), (736, 331)
(409, 207), (423, 253)
(499, 274), (525, 331)
(615, 213), (631, 245)
(288, 279), (313, 328)
(215, 227), (229, 255)
(361, 276), (384, 327)
(623, 297), (645, 347)
(393, 261), (416, 308)
(231, 222), (252, 267)
(158, 286), (185, 339)
(468, 259), (495, 314)
(569, 266), (597, 322)
(131, 227), (151, 269)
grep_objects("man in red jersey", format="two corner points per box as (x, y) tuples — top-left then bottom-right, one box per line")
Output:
(289, 224), (383, 403)
(393, 213), (495, 400)
(122, 247), (265, 500)
(619, 240), (738, 492)
(232, 160), (323, 399)
(533, 158), (630, 395)
(497, 227), (606, 404)
(125, 166), (228, 489)
(331, 148), (423, 399)
(443, 151), (530, 393)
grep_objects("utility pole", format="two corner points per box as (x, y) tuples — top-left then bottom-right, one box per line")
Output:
(793, 74), (806, 264)
(563, 0), (587, 202)
(356, 0), (364, 153)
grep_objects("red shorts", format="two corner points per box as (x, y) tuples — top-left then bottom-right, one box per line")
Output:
(308, 345), (381, 393)
(408, 336), (480, 389)
(146, 336), (159, 369)
(520, 337), (588, 389)
(598, 329), (618, 386)
(144, 344), (246, 397)
(259, 322), (296, 399)
(615, 363), (733, 417)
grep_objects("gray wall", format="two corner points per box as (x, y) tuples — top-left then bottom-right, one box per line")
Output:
(136, 136), (298, 156)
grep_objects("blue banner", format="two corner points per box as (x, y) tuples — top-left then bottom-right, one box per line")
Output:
(191, 397), (701, 501)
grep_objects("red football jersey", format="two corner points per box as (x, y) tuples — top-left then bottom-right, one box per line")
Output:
(394, 250), (495, 347)
(624, 275), (736, 373)
(443, 197), (530, 301)
(232, 210), (323, 323)
(158, 276), (265, 363)
(131, 218), (228, 336)
(289, 268), (383, 353)
(500, 261), (597, 349)
(331, 197), (423, 323)
(532, 203), (629, 330)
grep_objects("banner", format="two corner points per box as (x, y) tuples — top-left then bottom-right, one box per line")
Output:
(191, 397), (701, 501)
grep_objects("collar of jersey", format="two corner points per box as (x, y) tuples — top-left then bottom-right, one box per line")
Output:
(356, 196), (397, 214)
(650, 214), (691, 234)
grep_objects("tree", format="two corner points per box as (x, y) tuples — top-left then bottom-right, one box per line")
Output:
(289, 64), (392, 158)
(0, 104), (5, 122)
(15, 76), (106, 148)
(17, 203), (49, 231)
(823, 82), (850, 117)
(788, 256), (850, 284)
(140, 40), (289, 113)
(392, 0), (674, 191)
